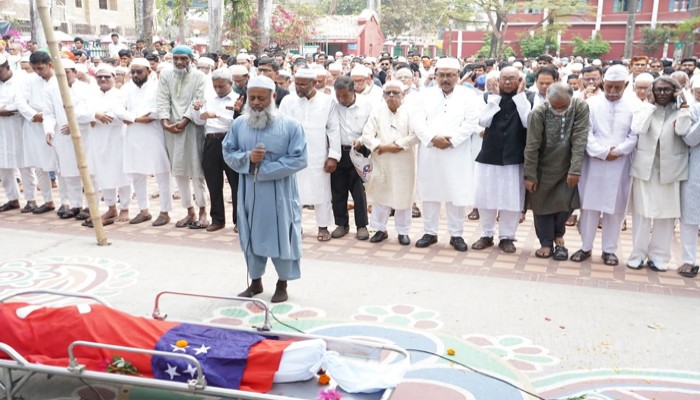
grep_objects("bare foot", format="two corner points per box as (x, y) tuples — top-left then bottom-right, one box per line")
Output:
(175, 213), (195, 228)
(115, 209), (130, 222)
(100, 209), (118, 223)
(197, 209), (209, 229)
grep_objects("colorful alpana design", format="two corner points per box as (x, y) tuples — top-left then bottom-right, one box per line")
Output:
(206, 301), (326, 328)
(352, 304), (443, 330)
(0, 257), (138, 304)
(462, 334), (560, 372)
(534, 369), (700, 399)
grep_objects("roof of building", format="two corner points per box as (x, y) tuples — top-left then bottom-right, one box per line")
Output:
(311, 9), (379, 42)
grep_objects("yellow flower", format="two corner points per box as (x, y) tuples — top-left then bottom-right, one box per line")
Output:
(447, 348), (456, 356)
(176, 340), (189, 348)
(318, 373), (331, 385)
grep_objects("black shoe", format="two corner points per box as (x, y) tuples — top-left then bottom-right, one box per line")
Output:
(449, 236), (468, 252)
(32, 203), (55, 214)
(397, 234), (410, 245)
(60, 207), (81, 219)
(271, 280), (288, 303)
(416, 234), (437, 248)
(56, 205), (68, 217)
(370, 230), (388, 243)
(471, 236), (494, 250)
(238, 278), (263, 297)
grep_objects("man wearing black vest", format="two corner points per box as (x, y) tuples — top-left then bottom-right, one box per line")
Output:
(471, 66), (534, 253)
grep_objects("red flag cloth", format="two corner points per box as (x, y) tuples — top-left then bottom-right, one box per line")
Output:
(0, 303), (292, 392)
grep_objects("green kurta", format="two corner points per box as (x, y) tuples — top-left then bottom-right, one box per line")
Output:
(524, 97), (589, 215)
(157, 67), (207, 177)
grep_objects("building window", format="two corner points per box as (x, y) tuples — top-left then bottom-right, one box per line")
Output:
(75, 0), (82, 7)
(109, 0), (118, 10)
(669, 0), (689, 11)
(613, 0), (643, 12)
(98, 0), (117, 10)
(99, 0), (107, 9)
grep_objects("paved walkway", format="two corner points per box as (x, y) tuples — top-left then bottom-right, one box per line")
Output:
(1, 184), (699, 399)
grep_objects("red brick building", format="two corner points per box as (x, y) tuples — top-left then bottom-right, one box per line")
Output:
(309, 9), (386, 57)
(443, 0), (698, 60)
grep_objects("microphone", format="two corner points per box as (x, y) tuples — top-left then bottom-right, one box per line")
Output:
(253, 143), (265, 182)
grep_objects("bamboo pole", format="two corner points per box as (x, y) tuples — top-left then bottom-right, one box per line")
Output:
(36, 0), (109, 246)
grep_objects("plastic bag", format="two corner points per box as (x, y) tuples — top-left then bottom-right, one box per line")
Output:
(324, 350), (409, 393)
(349, 148), (372, 183)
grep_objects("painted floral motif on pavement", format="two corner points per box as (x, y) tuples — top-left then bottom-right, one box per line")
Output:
(462, 334), (560, 372)
(206, 301), (326, 329)
(0, 256), (138, 304)
(352, 304), (443, 330)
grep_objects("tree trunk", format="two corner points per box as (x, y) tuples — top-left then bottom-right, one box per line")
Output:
(209, 0), (224, 52)
(142, 0), (154, 47)
(257, 0), (272, 53)
(623, 0), (638, 58)
(135, 0), (144, 40)
(178, 0), (187, 44)
(489, 13), (502, 58)
(686, 0), (698, 58)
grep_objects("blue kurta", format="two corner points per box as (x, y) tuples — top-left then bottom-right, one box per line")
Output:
(222, 114), (307, 279)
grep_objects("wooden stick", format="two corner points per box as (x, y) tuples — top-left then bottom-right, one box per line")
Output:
(36, 0), (109, 246)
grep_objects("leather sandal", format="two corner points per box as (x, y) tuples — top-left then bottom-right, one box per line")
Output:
(678, 264), (699, 278)
(552, 246), (569, 261)
(570, 249), (592, 262)
(601, 252), (619, 266)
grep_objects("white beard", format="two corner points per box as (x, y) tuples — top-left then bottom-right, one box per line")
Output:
(244, 103), (277, 130)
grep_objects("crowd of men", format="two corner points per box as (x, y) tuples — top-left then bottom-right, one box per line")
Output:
(1, 34), (700, 302)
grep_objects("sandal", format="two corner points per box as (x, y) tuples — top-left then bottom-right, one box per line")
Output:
(678, 264), (699, 278)
(553, 245), (569, 261)
(175, 214), (195, 228)
(467, 208), (479, 220)
(535, 246), (553, 258)
(602, 252), (619, 266)
(565, 214), (577, 227)
(317, 227), (331, 242)
(570, 249), (592, 262)
(188, 220), (210, 229)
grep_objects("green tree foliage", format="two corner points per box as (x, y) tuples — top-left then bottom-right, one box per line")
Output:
(318, 0), (366, 15)
(225, 0), (256, 50)
(673, 17), (700, 57)
(518, 34), (556, 57)
(638, 26), (672, 55)
(572, 34), (610, 59)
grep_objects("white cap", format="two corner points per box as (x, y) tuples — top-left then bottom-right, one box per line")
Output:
(592, 59), (602, 66)
(278, 70), (291, 78)
(435, 57), (460, 70)
(197, 57), (215, 68)
(236, 53), (251, 61)
(692, 77), (700, 89)
(383, 80), (406, 92)
(115, 66), (128, 74)
(364, 57), (376, 64)
(328, 63), (342, 72)
(75, 63), (88, 73)
(350, 65), (371, 77)
(0, 54), (7, 65)
(396, 56), (407, 63)
(247, 75), (276, 91)
(61, 58), (76, 69)
(295, 68), (318, 79)
(95, 65), (116, 75)
(570, 62), (583, 72)
(604, 65), (628, 82)
(20, 54), (30, 63)
(131, 58), (150, 68)
(229, 65), (248, 76)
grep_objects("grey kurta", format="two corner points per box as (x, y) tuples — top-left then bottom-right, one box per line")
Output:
(524, 97), (589, 215)
(156, 67), (207, 177)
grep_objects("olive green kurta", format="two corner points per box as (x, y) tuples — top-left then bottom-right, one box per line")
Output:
(524, 97), (589, 215)
(157, 67), (207, 178)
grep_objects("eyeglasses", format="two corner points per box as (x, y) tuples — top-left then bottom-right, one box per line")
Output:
(652, 88), (674, 94)
(95, 75), (112, 80)
(380, 62), (389, 66)
(383, 90), (402, 96)
(436, 73), (458, 79)
(499, 76), (518, 82)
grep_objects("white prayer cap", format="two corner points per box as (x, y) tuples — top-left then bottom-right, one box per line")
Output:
(350, 65), (370, 77)
(570, 62), (583, 72)
(507, 56), (516, 63)
(74, 63), (88, 73)
(383, 80), (405, 92)
(310, 65), (327, 76)
(328, 63), (342, 72)
(236, 53), (251, 61)
(229, 64), (248, 76)
(95, 65), (116, 75)
(335, 51), (343, 58)
(20, 54), (30, 63)
(592, 59), (602, 66)
(395, 68), (413, 78)
(513, 61), (523, 68)
(247, 75), (275, 91)
(60, 58), (75, 69)
(435, 57), (460, 71)
(397, 56), (407, 63)
(197, 57), (215, 68)
(278, 69), (291, 78)
(364, 57), (376, 64)
(295, 68), (317, 79)
(635, 72), (655, 85)
(115, 66), (128, 74)
(131, 58), (150, 68)
(0, 54), (6, 65)
(604, 65), (628, 82)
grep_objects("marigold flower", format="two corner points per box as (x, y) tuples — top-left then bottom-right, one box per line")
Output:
(318, 373), (331, 385)
(176, 340), (188, 348)
(447, 348), (456, 356)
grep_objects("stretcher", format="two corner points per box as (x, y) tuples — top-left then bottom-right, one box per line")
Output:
(0, 289), (409, 400)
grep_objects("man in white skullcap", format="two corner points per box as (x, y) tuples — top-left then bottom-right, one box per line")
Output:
(16, 51), (59, 214)
(0, 53), (35, 212)
(197, 57), (216, 75)
(82, 64), (132, 227)
(223, 75), (308, 303)
(279, 68), (341, 242)
(412, 57), (481, 251)
(122, 58), (173, 226)
(570, 65), (638, 266)
(350, 65), (382, 105)
(42, 58), (94, 219)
